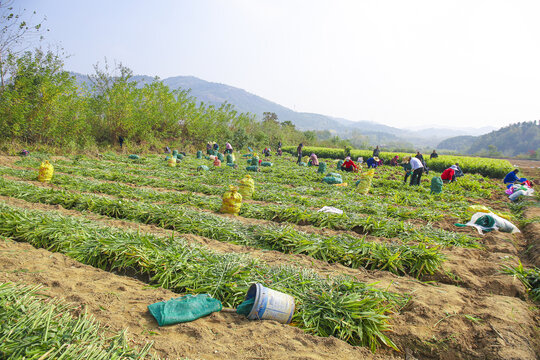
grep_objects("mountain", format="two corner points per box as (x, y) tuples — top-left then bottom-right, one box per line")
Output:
(72, 72), (495, 148)
(437, 121), (540, 156)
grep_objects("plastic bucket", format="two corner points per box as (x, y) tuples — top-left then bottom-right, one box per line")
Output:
(245, 283), (295, 324)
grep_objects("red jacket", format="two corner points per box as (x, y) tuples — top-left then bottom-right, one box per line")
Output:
(342, 159), (357, 170)
(441, 168), (454, 180)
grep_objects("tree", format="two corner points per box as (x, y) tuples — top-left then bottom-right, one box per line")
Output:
(262, 112), (278, 124)
(0, 1), (48, 90)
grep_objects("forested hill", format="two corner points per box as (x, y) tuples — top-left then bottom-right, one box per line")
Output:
(437, 121), (540, 157)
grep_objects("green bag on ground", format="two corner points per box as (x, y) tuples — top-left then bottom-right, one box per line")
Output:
(217, 153), (224, 161)
(227, 154), (234, 164)
(298, 162), (307, 166)
(196, 151), (202, 159)
(430, 176), (443, 194)
(197, 165), (209, 171)
(336, 160), (344, 170)
(317, 162), (327, 174)
(322, 172), (342, 184)
(148, 294), (222, 326)
(176, 153), (184, 160)
(246, 165), (259, 172)
(128, 154), (140, 160)
(172, 150), (178, 157)
(260, 161), (273, 167)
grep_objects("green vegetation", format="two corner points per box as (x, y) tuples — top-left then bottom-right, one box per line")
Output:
(282, 146), (513, 177)
(0, 203), (405, 350)
(502, 262), (540, 302)
(0, 281), (157, 359)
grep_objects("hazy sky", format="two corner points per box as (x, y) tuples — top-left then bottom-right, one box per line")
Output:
(20, 0), (540, 129)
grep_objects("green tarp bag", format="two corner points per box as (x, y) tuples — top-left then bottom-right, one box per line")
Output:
(148, 294), (222, 326)
(246, 165), (259, 172)
(128, 154), (140, 160)
(226, 154), (234, 164)
(217, 153), (224, 161)
(197, 165), (209, 171)
(172, 150), (178, 157)
(260, 161), (273, 167)
(236, 297), (255, 316)
(298, 162), (307, 166)
(317, 162), (327, 174)
(196, 151), (202, 159)
(430, 176), (443, 194)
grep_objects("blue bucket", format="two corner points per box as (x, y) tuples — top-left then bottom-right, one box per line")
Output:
(245, 283), (295, 324)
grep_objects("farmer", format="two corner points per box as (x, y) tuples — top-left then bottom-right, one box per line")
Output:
(213, 142), (219, 152)
(296, 143), (304, 164)
(206, 142), (212, 155)
(389, 155), (399, 166)
(225, 142), (233, 154)
(309, 153), (319, 166)
(341, 156), (358, 172)
(366, 156), (379, 168)
(357, 156), (364, 165)
(262, 147), (271, 157)
(402, 158), (413, 183)
(118, 135), (125, 148)
(440, 166), (456, 183)
(165, 146), (171, 153)
(503, 169), (520, 184)
(409, 155), (424, 186)
(373, 145), (380, 157)
(415, 151), (424, 163)
(454, 163), (464, 177)
(430, 150), (439, 159)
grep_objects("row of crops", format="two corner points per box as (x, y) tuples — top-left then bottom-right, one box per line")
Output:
(0, 150), (515, 352)
(281, 146), (514, 177)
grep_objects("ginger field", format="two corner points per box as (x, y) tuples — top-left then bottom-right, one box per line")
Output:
(0, 152), (538, 360)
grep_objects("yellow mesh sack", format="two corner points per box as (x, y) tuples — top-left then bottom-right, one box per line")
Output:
(167, 157), (177, 167)
(356, 169), (374, 195)
(38, 160), (54, 182)
(238, 175), (255, 199)
(220, 185), (243, 215)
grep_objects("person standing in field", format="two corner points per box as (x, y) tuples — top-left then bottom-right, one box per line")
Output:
(297, 143), (304, 164)
(373, 145), (380, 157)
(409, 156), (424, 185)
(430, 150), (439, 159)
(118, 135), (124, 148)
(225, 142), (233, 154)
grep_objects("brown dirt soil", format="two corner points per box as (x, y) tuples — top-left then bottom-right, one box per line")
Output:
(0, 239), (391, 360)
(0, 196), (539, 359)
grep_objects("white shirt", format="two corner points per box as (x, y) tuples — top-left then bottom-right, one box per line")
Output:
(410, 157), (423, 170)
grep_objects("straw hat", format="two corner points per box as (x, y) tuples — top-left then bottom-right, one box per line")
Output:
(373, 157), (379, 161)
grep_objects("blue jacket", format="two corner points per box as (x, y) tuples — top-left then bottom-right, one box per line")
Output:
(366, 157), (377, 168)
(503, 171), (518, 184)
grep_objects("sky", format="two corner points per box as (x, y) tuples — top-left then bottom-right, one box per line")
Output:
(17, 0), (540, 129)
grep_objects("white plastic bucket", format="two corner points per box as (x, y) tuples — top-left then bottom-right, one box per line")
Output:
(246, 283), (295, 324)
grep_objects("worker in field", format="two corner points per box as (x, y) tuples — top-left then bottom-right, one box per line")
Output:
(504, 169), (520, 184)
(373, 145), (380, 157)
(118, 135), (125, 148)
(401, 157), (412, 183)
(297, 143), (304, 164)
(409, 155), (424, 185)
(225, 142), (233, 154)
(440, 166), (457, 183)
(213, 142), (219, 153)
(390, 155), (399, 166)
(454, 163), (464, 177)
(308, 153), (319, 166)
(341, 156), (359, 172)
(206, 142), (212, 155)
(430, 150), (439, 159)
(262, 147), (271, 157)
(366, 156), (379, 168)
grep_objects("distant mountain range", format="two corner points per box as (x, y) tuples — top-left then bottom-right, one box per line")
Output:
(71, 72), (496, 148)
(438, 121), (539, 157)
